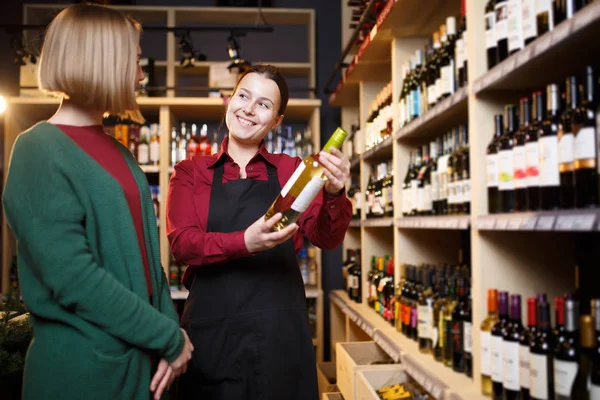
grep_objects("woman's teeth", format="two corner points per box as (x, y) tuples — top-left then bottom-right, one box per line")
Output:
(237, 116), (256, 127)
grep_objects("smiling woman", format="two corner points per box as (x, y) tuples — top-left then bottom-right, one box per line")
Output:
(165, 64), (352, 400)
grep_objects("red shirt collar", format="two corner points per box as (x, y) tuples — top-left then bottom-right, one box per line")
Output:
(206, 135), (278, 168)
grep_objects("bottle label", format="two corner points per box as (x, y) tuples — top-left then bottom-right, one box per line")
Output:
(525, 141), (540, 186)
(529, 353), (549, 399)
(424, 184), (432, 211)
(513, 145), (527, 189)
(519, 344), (530, 389)
(431, 171), (439, 202)
(536, 0), (554, 30)
(417, 304), (431, 340)
(441, 63), (455, 97)
(558, 132), (575, 164)
(522, 0), (537, 40)
(463, 321), (473, 353)
(411, 179), (419, 211)
(553, 359), (578, 396)
(481, 331), (491, 376)
(508, 0), (524, 52)
(463, 179), (471, 203)
(417, 187), (425, 212)
(454, 174), (463, 204)
(411, 306), (418, 329)
(138, 144), (150, 164)
(281, 162), (306, 197)
(447, 181), (455, 205)
(539, 136), (560, 186)
(290, 176), (325, 213)
(503, 340), (520, 390)
(412, 90), (421, 118)
(487, 154), (499, 188)
(150, 141), (160, 163)
(456, 38), (464, 71)
(499, 149), (514, 190)
(575, 126), (596, 161)
(491, 335), (503, 382)
(486, 12), (497, 50)
(495, 2), (509, 42)
(402, 188), (410, 214)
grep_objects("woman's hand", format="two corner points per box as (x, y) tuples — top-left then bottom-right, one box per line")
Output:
(169, 329), (194, 376)
(319, 147), (351, 196)
(150, 359), (175, 400)
(244, 213), (299, 253)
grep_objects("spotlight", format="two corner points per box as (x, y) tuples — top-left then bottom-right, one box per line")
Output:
(226, 34), (251, 74)
(178, 31), (207, 69)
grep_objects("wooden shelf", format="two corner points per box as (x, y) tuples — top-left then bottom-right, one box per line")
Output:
(328, 81), (360, 107)
(361, 217), (394, 228)
(394, 87), (469, 140)
(349, 220), (361, 228)
(362, 134), (393, 162)
(350, 155), (361, 172)
(171, 286), (321, 300)
(474, 209), (600, 232)
(473, 1), (600, 94)
(329, 0), (460, 105)
(395, 215), (470, 230)
(5, 96), (321, 122)
(140, 165), (160, 173)
(329, 290), (485, 400)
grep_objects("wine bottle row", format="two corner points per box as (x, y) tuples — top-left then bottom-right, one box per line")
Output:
(480, 289), (600, 399)
(365, 82), (394, 151)
(402, 125), (470, 217)
(399, 0), (467, 129)
(343, 249), (362, 303)
(486, 65), (599, 214)
(485, 0), (595, 72)
(365, 162), (395, 219)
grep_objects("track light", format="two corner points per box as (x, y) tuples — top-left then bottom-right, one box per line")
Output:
(226, 33), (251, 74)
(177, 31), (206, 69)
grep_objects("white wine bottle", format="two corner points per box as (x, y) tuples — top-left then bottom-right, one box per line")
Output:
(265, 127), (349, 231)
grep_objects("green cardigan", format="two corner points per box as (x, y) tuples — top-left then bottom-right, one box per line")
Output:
(2, 122), (184, 400)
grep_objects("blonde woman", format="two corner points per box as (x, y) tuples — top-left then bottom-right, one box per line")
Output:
(2, 4), (192, 400)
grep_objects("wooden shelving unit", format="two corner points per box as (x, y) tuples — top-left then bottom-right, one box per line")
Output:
(333, 0), (600, 398)
(2, 3), (324, 363)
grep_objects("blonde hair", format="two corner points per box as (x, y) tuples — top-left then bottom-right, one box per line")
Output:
(38, 3), (144, 123)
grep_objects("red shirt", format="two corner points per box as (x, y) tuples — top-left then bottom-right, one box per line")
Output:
(166, 136), (352, 288)
(56, 124), (153, 296)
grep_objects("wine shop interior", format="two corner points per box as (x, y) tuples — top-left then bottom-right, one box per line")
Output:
(1, 0), (600, 399)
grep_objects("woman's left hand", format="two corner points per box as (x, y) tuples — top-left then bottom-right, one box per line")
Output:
(319, 147), (351, 196)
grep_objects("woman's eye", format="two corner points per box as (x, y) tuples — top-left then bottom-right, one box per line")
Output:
(239, 93), (247, 99)
(259, 103), (269, 109)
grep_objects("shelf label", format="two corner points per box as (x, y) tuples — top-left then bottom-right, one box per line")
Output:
(550, 23), (571, 45)
(477, 218), (496, 230)
(573, 214), (596, 231)
(458, 217), (470, 229)
(373, 332), (400, 361)
(521, 216), (538, 230)
(536, 215), (556, 230)
(502, 57), (517, 76)
(574, 4), (596, 31)
(495, 217), (509, 230)
(508, 217), (523, 230)
(555, 215), (576, 231)
(533, 33), (551, 56)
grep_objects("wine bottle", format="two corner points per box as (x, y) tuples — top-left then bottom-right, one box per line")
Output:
(488, 115), (504, 213)
(439, 133), (451, 215)
(503, 294), (524, 400)
(515, 97), (532, 211)
(495, 0), (510, 64)
(508, 0), (524, 56)
(444, 281), (459, 367)
(574, 66), (598, 208)
(539, 84), (561, 211)
(456, 0), (467, 88)
(486, 0), (498, 70)
(452, 278), (467, 373)
(460, 125), (471, 215)
(520, 296), (541, 400)
(430, 140), (441, 215)
(266, 127), (348, 231)
(554, 296), (566, 348)
(522, 0), (538, 45)
(569, 315), (594, 400)
(529, 300), (555, 400)
(492, 291), (510, 400)
(558, 76), (578, 209)
(464, 288), (473, 378)
(554, 0), (581, 27)
(499, 105), (518, 213)
(553, 298), (579, 399)
(433, 273), (448, 362)
(526, 91), (545, 211)
(536, 0), (554, 36)
(481, 289), (500, 396)
(418, 266), (434, 354)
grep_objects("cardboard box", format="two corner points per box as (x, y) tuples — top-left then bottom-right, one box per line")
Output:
(355, 365), (410, 400)
(336, 342), (395, 400)
(317, 362), (337, 397)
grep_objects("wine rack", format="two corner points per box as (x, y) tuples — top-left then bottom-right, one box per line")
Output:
(334, 0), (600, 399)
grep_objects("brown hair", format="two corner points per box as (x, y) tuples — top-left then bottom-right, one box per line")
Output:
(232, 64), (289, 115)
(38, 3), (143, 122)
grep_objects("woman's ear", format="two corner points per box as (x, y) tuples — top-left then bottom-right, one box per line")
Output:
(272, 114), (284, 130)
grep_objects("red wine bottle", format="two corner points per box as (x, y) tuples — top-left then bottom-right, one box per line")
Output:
(503, 294), (524, 400)
(529, 300), (555, 400)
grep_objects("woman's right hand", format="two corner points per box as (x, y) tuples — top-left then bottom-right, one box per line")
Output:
(169, 328), (194, 376)
(244, 213), (299, 254)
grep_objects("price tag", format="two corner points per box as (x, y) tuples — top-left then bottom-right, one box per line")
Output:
(477, 218), (496, 230)
(574, 4), (596, 31)
(536, 215), (556, 230)
(508, 217), (523, 230)
(458, 217), (469, 229)
(495, 217), (509, 230)
(555, 215), (576, 231)
(573, 213), (596, 231)
(521, 216), (538, 230)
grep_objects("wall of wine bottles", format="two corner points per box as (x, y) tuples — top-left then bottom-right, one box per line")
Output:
(332, 0), (600, 398)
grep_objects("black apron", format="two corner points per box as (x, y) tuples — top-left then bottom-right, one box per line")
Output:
(179, 160), (318, 400)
